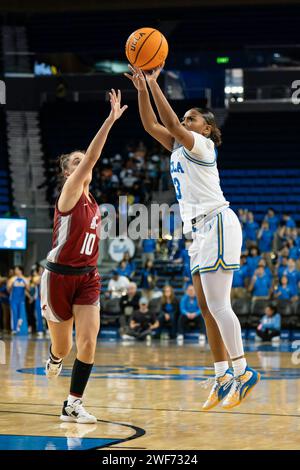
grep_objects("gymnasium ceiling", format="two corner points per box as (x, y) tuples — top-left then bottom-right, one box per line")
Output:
(1, 0), (300, 13)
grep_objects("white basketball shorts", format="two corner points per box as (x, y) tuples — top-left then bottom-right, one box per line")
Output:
(188, 207), (242, 275)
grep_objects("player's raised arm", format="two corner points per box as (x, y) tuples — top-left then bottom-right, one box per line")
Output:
(124, 65), (174, 152)
(143, 66), (197, 152)
(59, 89), (127, 211)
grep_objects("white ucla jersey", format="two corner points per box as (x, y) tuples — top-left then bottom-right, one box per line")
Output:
(170, 131), (229, 234)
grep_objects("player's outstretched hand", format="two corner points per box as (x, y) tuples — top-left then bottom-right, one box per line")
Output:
(124, 65), (147, 91)
(108, 89), (128, 121)
(144, 62), (165, 83)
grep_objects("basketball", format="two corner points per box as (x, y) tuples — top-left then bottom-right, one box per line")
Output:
(125, 27), (168, 71)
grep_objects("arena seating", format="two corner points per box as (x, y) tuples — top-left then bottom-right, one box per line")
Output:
(25, 5), (300, 54)
(220, 112), (299, 168)
(221, 168), (300, 222)
(40, 101), (149, 159)
(99, 254), (300, 337)
(39, 101), (300, 223)
(0, 109), (11, 216)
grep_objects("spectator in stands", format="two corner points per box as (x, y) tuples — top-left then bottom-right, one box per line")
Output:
(133, 144), (146, 171)
(264, 208), (280, 233)
(0, 275), (10, 333)
(282, 259), (299, 302)
(140, 259), (157, 299)
(158, 285), (179, 339)
(279, 245), (290, 260)
(292, 231), (300, 270)
(282, 213), (296, 229)
(141, 231), (157, 264)
(167, 238), (179, 260)
(26, 271), (38, 334)
(119, 282), (141, 336)
(275, 226), (291, 253)
(107, 269), (130, 299)
(287, 239), (299, 261)
(232, 255), (249, 299)
(248, 265), (272, 300)
(147, 153), (160, 191)
(25, 268), (44, 337)
(247, 246), (262, 277)
(123, 252), (136, 276)
(111, 153), (123, 177)
(237, 208), (248, 225)
(120, 162), (138, 189)
(241, 223), (247, 253)
(277, 255), (289, 280)
(183, 264), (193, 289)
(173, 239), (190, 266)
(291, 228), (300, 250)
(116, 258), (135, 279)
(7, 266), (29, 335)
(127, 297), (159, 342)
(257, 259), (273, 282)
(258, 221), (274, 254)
(177, 285), (205, 344)
(274, 275), (296, 301)
(131, 181), (146, 204)
(256, 304), (281, 342)
(245, 211), (259, 245)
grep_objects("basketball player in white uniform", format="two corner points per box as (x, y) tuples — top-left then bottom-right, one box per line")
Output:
(125, 65), (260, 409)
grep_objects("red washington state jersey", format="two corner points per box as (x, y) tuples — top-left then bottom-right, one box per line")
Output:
(47, 192), (101, 267)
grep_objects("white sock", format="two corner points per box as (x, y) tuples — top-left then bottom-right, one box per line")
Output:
(49, 345), (62, 363)
(201, 270), (245, 359)
(214, 361), (229, 378)
(232, 358), (247, 377)
(67, 394), (82, 405)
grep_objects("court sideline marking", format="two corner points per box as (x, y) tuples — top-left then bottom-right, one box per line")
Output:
(0, 402), (300, 419)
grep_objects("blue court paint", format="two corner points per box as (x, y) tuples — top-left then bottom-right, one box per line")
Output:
(0, 435), (119, 450)
(17, 364), (300, 381)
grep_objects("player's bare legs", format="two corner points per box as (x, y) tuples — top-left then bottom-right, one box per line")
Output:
(46, 318), (73, 377)
(73, 305), (100, 364)
(58, 305), (100, 424)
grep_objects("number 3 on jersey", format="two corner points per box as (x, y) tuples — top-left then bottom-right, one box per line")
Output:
(172, 177), (182, 200)
(80, 232), (96, 255)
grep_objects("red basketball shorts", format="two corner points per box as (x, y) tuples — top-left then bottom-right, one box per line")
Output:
(40, 268), (101, 322)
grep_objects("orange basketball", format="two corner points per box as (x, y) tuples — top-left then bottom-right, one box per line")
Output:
(125, 27), (168, 71)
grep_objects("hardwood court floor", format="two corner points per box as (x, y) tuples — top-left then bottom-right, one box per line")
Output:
(0, 337), (300, 450)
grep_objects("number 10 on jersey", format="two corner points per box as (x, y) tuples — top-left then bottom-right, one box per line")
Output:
(80, 232), (96, 255)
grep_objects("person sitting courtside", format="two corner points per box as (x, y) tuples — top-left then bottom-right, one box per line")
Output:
(177, 285), (206, 345)
(256, 304), (281, 342)
(127, 297), (159, 343)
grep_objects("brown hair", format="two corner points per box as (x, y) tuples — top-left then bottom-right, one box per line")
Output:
(192, 108), (222, 147)
(58, 150), (85, 187)
(162, 285), (175, 304)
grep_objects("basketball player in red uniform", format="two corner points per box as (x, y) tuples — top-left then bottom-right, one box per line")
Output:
(40, 89), (127, 423)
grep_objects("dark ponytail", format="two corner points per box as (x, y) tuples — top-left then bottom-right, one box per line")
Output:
(193, 108), (222, 147)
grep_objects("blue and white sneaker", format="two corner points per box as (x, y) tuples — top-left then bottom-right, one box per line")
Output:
(202, 369), (234, 411)
(222, 366), (260, 409)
